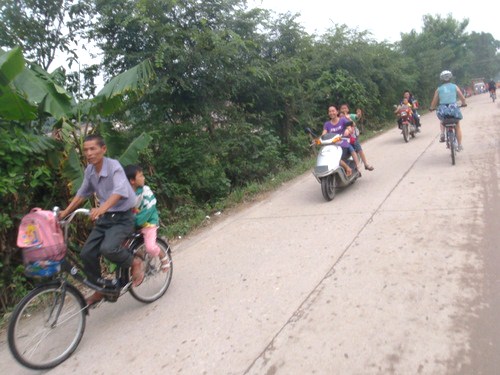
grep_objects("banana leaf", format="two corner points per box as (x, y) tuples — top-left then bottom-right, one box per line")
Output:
(92, 60), (156, 116)
(62, 147), (84, 194)
(13, 63), (73, 119)
(0, 47), (24, 85)
(0, 47), (37, 120)
(118, 132), (153, 166)
(0, 87), (37, 120)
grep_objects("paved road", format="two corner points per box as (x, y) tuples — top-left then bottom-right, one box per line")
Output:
(1, 93), (499, 375)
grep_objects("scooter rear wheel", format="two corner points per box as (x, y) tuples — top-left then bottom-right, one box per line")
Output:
(321, 174), (337, 201)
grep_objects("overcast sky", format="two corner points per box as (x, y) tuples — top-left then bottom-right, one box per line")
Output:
(247, 0), (499, 42)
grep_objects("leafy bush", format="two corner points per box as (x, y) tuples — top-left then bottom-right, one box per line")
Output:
(0, 125), (62, 315)
(217, 121), (283, 186)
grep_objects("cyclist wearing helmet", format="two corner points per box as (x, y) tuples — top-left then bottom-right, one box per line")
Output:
(430, 70), (467, 150)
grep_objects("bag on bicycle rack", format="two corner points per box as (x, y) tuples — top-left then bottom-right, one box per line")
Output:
(17, 208), (67, 277)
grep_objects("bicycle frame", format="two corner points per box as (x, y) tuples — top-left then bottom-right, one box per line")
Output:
(57, 207), (141, 299)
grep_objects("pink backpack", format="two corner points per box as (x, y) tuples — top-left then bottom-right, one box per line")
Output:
(17, 208), (67, 264)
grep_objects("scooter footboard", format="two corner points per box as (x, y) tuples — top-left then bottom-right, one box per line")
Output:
(313, 165), (342, 181)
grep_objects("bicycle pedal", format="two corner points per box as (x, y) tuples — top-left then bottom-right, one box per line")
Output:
(104, 294), (119, 303)
(87, 300), (104, 309)
(97, 277), (120, 289)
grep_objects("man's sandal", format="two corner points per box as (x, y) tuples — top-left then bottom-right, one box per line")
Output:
(86, 291), (104, 307)
(160, 255), (171, 273)
(365, 165), (374, 171)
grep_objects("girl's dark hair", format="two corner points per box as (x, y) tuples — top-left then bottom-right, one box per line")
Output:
(124, 164), (143, 181)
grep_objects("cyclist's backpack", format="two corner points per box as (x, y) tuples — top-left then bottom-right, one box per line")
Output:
(17, 208), (66, 277)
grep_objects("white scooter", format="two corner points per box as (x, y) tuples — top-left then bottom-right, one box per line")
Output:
(306, 127), (362, 201)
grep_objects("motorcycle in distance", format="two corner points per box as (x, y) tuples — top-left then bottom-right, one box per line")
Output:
(305, 126), (362, 201)
(396, 107), (417, 142)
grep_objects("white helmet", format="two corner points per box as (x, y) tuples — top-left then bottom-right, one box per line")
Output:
(440, 70), (453, 82)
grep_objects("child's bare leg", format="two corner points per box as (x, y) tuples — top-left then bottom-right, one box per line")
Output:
(351, 151), (361, 169)
(340, 160), (352, 176)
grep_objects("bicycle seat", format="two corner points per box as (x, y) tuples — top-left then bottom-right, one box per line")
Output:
(442, 118), (458, 125)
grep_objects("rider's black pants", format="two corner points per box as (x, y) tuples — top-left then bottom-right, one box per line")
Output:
(80, 210), (135, 282)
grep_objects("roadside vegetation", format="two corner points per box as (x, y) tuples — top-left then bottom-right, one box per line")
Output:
(1, 0), (499, 317)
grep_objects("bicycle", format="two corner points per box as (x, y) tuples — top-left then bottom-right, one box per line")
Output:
(7, 207), (173, 370)
(430, 104), (466, 166)
(490, 90), (496, 103)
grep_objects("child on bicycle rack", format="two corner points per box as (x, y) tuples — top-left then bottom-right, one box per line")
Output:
(58, 134), (144, 306)
(124, 165), (170, 272)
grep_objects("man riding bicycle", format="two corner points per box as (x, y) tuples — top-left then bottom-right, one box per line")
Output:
(59, 134), (144, 306)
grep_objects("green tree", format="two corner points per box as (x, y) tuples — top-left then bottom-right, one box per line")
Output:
(400, 14), (471, 99)
(91, 0), (278, 201)
(0, 47), (71, 312)
(240, 13), (313, 143)
(464, 32), (500, 81)
(310, 25), (412, 122)
(0, 0), (93, 71)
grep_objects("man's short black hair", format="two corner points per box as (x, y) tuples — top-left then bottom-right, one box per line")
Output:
(84, 134), (105, 147)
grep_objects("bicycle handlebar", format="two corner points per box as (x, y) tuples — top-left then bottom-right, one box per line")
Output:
(54, 206), (89, 221)
(53, 206), (90, 246)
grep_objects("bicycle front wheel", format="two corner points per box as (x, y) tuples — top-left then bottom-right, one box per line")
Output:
(130, 238), (173, 303)
(8, 282), (86, 370)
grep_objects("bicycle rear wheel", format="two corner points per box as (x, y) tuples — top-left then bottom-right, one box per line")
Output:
(8, 282), (86, 370)
(130, 238), (173, 303)
(448, 130), (456, 165)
